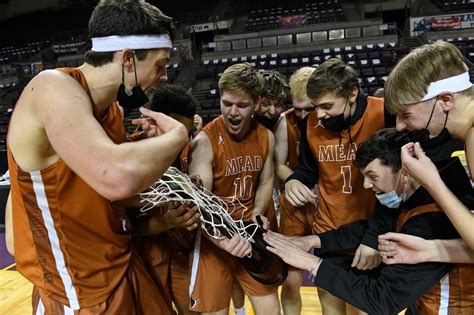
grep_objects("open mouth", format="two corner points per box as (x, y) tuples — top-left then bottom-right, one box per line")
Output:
(228, 117), (242, 130)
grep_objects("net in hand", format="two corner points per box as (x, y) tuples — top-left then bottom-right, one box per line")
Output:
(140, 166), (288, 286)
(140, 166), (258, 242)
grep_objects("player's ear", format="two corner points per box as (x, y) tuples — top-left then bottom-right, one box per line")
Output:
(437, 92), (455, 113)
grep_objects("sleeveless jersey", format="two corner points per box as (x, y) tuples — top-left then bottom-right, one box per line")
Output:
(284, 109), (301, 171)
(306, 96), (385, 233)
(202, 116), (269, 222)
(7, 68), (130, 309)
(397, 203), (474, 314)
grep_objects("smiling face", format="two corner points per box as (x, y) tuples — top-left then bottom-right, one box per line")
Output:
(256, 97), (286, 119)
(360, 158), (404, 195)
(311, 91), (351, 120)
(395, 97), (448, 136)
(220, 90), (256, 139)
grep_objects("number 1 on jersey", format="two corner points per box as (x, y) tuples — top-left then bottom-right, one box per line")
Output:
(340, 165), (352, 194)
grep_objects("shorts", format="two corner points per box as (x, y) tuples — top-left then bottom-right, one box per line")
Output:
(32, 251), (173, 315)
(189, 232), (277, 312)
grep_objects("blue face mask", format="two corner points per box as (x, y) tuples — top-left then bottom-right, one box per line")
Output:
(375, 171), (407, 209)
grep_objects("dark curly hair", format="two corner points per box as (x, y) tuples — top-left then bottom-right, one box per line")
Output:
(149, 84), (197, 117)
(354, 128), (411, 172)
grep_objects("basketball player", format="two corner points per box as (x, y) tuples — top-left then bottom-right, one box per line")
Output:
(188, 63), (280, 315)
(284, 58), (393, 315)
(230, 68), (289, 315)
(133, 84), (201, 315)
(6, 1), (187, 314)
(264, 127), (474, 314)
(254, 69), (290, 131)
(379, 40), (474, 255)
(274, 66), (316, 315)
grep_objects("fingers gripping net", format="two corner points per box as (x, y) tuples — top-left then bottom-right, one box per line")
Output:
(140, 167), (258, 242)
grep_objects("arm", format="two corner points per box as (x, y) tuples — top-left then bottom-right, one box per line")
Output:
(188, 131), (251, 257)
(274, 115), (293, 182)
(252, 130), (275, 225)
(5, 192), (13, 256)
(379, 233), (474, 264)
(11, 71), (189, 201)
(284, 117), (318, 207)
(264, 225), (453, 314)
(401, 143), (474, 248)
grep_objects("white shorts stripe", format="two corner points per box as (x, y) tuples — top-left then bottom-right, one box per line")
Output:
(36, 298), (45, 315)
(30, 171), (80, 310)
(189, 229), (202, 303)
(438, 273), (450, 315)
(64, 304), (75, 315)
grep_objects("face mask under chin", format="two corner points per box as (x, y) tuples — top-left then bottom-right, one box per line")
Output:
(321, 97), (351, 132)
(409, 97), (452, 149)
(255, 114), (279, 130)
(116, 56), (149, 110)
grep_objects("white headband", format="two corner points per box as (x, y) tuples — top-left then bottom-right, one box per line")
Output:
(91, 34), (172, 52)
(421, 71), (473, 101)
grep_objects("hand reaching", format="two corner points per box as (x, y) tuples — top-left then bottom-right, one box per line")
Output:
(351, 244), (382, 270)
(285, 179), (318, 207)
(401, 142), (441, 190)
(378, 232), (433, 265)
(263, 230), (319, 271)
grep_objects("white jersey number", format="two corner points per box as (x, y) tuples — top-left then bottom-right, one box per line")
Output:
(340, 166), (352, 194)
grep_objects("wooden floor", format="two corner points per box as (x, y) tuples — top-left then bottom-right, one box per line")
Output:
(0, 269), (322, 314)
(0, 270), (406, 314)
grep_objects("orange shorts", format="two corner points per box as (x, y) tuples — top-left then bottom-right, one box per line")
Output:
(189, 232), (277, 312)
(279, 192), (318, 236)
(32, 251), (173, 315)
(170, 250), (191, 306)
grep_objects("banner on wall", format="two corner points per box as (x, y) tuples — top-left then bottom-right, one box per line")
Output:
(279, 14), (308, 27)
(188, 20), (233, 33)
(411, 13), (474, 35)
(431, 16), (460, 29)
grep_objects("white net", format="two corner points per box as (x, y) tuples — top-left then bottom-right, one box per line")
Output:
(140, 167), (258, 241)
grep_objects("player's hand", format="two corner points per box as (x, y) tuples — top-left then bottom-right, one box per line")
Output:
(351, 244), (382, 270)
(132, 107), (186, 137)
(164, 201), (200, 231)
(285, 179), (318, 207)
(263, 230), (320, 271)
(252, 214), (269, 230)
(378, 232), (433, 265)
(401, 142), (441, 189)
(217, 235), (252, 258)
(263, 230), (319, 252)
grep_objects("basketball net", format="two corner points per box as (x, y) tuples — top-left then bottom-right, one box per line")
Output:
(140, 167), (259, 242)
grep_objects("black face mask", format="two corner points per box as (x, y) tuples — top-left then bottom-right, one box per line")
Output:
(117, 55), (149, 110)
(255, 114), (279, 130)
(409, 96), (452, 149)
(321, 97), (351, 132)
(295, 115), (305, 129)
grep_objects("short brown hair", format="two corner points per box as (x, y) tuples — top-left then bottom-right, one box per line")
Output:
(385, 40), (470, 114)
(306, 58), (359, 100)
(218, 63), (264, 101)
(84, 0), (175, 67)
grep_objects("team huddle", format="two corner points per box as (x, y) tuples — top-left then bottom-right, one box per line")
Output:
(5, 0), (474, 315)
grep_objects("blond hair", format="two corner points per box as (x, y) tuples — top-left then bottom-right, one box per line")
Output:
(385, 40), (470, 114)
(289, 67), (316, 100)
(218, 63), (264, 101)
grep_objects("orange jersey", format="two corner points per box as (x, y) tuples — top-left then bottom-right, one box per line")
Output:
(306, 96), (385, 232)
(397, 203), (474, 314)
(202, 116), (269, 222)
(7, 68), (131, 309)
(284, 108), (301, 171)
